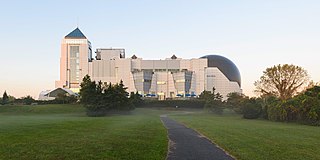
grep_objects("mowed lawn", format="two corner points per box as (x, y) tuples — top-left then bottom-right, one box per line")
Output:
(0, 105), (168, 160)
(171, 113), (320, 160)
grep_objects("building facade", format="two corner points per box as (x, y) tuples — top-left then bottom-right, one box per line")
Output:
(55, 28), (242, 100)
(55, 28), (92, 93)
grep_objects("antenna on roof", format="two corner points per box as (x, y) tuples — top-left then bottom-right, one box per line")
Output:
(76, 17), (79, 28)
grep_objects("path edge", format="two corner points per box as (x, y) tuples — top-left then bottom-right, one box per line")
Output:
(160, 115), (171, 160)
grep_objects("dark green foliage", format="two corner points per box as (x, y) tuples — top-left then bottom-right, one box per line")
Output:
(140, 99), (205, 108)
(259, 95), (279, 119)
(21, 95), (35, 105)
(264, 86), (320, 125)
(130, 92), (143, 107)
(242, 98), (262, 119)
(226, 86), (320, 124)
(79, 75), (134, 116)
(199, 87), (225, 114)
(55, 94), (77, 104)
(204, 99), (224, 114)
(226, 93), (263, 119)
(1, 91), (9, 105)
(226, 92), (248, 114)
(199, 90), (215, 100)
(79, 75), (97, 106)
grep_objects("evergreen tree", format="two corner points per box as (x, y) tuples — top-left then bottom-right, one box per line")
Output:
(2, 91), (9, 105)
(79, 75), (97, 107)
(79, 76), (135, 116)
(130, 91), (143, 107)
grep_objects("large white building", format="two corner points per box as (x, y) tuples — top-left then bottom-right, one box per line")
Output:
(55, 28), (242, 100)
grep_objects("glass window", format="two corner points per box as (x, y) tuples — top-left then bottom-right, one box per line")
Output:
(69, 46), (80, 83)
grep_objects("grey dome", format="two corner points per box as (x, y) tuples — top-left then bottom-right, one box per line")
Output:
(200, 55), (241, 87)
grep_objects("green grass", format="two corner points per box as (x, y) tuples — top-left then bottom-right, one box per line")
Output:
(0, 105), (169, 160)
(2, 105), (319, 160)
(170, 113), (320, 160)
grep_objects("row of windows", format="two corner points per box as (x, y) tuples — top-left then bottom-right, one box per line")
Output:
(134, 79), (191, 84)
(135, 69), (185, 72)
(134, 79), (152, 83)
(156, 81), (166, 85)
(174, 79), (191, 83)
(70, 46), (80, 83)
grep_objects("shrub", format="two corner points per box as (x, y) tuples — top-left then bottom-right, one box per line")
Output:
(204, 99), (224, 114)
(242, 98), (262, 119)
(140, 99), (205, 108)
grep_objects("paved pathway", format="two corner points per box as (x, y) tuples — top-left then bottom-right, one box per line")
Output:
(161, 115), (234, 160)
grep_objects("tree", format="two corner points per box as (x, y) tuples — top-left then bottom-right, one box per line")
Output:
(79, 75), (97, 106)
(226, 92), (248, 114)
(199, 91), (215, 101)
(255, 64), (309, 100)
(199, 87), (218, 101)
(22, 95), (35, 105)
(130, 91), (143, 106)
(2, 91), (9, 105)
(200, 87), (224, 114)
(242, 98), (262, 119)
(55, 93), (77, 104)
(112, 80), (134, 111)
(79, 75), (134, 116)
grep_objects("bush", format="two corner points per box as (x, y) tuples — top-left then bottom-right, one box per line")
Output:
(130, 92), (143, 107)
(264, 86), (320, 125)
(242, 98), (262, 119)
(204, 100), (224, 114)
(139, 99), (205, 108)
(226, 92), (248, 114)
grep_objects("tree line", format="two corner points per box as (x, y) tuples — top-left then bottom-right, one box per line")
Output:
(226, 64), (320, 126)
(0, 91), (77, 105)
(0, 91), (37, 105)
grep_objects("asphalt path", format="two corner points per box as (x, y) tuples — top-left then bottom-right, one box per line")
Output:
(161, 115), (234, 160)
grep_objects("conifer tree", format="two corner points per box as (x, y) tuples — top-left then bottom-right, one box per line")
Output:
(2, 91), (9, 105)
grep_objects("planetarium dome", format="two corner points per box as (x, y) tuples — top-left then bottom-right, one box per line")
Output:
(200, 55), (241, 87)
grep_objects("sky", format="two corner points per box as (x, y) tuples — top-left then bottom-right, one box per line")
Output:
(0, 0), (319, 99)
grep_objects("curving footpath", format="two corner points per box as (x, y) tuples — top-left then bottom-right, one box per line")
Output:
(161, 115), (234, 160)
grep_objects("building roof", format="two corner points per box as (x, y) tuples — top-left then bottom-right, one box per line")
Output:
(200, 55), (241, 87)
(171, 54), (177, 59)
(65, 28), (87, 39)
(131, 54), (138, 59)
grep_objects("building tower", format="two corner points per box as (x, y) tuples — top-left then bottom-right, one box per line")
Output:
(55, 28), (92, 92)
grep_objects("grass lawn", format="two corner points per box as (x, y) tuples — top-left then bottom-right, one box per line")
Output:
(170, 112), (320, 160)
(0, 104), (169, 160)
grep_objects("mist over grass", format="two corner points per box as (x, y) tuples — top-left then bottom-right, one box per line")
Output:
(0, 105), (168, 160)
(1, 104), (319, 159)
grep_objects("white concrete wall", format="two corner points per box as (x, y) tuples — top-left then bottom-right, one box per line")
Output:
(205, 67), (241, 100)
(56, 38), (91, 93)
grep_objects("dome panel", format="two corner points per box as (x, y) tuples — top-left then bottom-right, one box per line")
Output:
(200, 55), (241, 86)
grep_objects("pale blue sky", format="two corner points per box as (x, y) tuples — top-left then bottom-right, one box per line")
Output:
(0, 0), (319, 98)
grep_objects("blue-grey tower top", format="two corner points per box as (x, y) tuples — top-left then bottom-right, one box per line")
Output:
(200, 55), (241, 87)
(65, 28), (87, 39)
